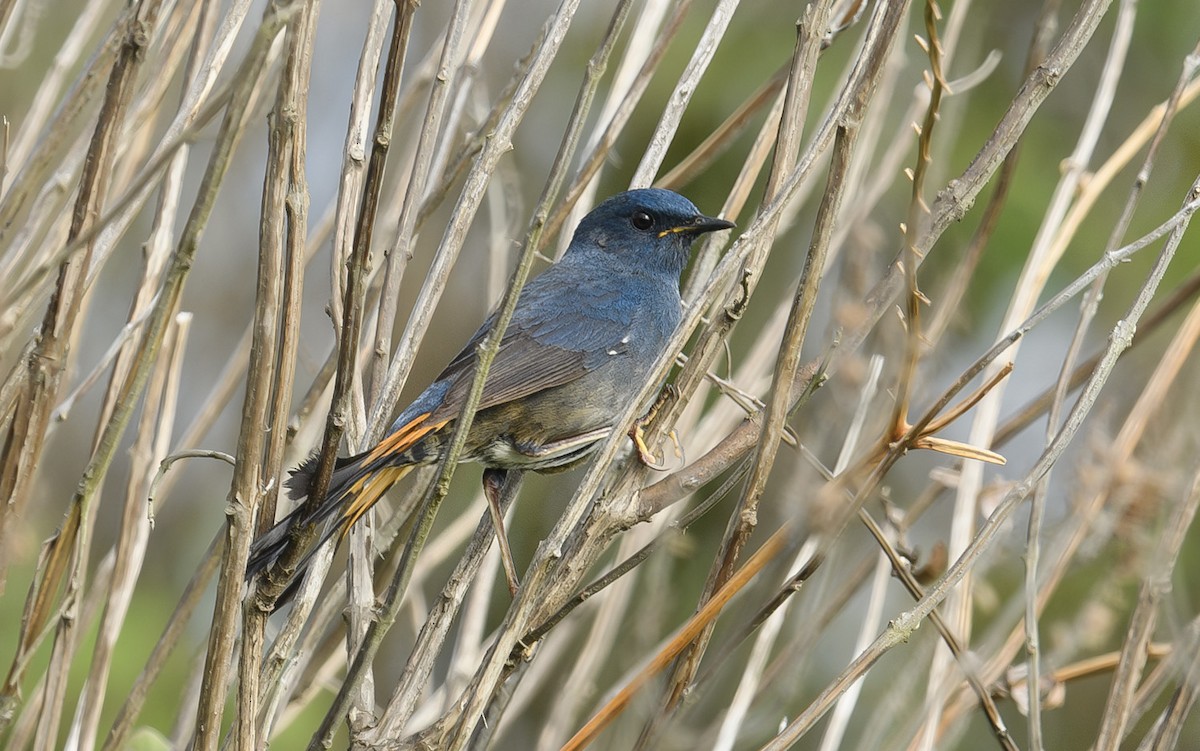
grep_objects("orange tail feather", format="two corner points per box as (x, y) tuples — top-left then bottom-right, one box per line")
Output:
(247, 413), (449, 598)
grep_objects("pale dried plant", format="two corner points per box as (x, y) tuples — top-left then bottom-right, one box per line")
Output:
(2, 1), (1200, 750)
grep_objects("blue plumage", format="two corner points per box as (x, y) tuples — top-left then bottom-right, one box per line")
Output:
(249, 188), (734, 591)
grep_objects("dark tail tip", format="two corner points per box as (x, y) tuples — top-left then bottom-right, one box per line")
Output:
(246, 518), (292, 581)
(284, 451), (321, 501)
(246, 515), (333, 611)
(245, 454), (318, 609)
(249, 451), (363, 610)
(249, 454), (317, 580)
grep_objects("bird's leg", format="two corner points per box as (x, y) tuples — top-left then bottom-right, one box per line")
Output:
(629, 384), (678, 470)
(482, 468), (521, 595)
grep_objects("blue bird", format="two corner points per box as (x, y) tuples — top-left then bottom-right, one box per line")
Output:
(247, 188), (734, 595)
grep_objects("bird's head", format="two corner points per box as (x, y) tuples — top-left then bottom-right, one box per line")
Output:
(569, 188), (735, 278)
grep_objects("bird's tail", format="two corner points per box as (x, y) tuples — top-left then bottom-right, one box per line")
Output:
(244, 459), (412, 583)
(246, 411), (449, 600)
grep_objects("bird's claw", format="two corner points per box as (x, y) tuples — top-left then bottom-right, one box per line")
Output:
(667, 428), (685, 465)
(631, 421), (669, 469)
(629, 385), (684, 470)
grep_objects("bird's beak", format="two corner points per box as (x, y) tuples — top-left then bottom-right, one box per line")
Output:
(659, 214), (736, 238)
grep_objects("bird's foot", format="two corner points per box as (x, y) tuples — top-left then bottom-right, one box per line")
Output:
(629, 385), (682, 470)
(630, 421), (667, 469)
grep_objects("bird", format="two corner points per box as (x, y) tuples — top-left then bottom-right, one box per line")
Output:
(247, 188), (735, 599)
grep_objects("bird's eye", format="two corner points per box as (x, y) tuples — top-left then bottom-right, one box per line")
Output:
(631, 211), (654, 231)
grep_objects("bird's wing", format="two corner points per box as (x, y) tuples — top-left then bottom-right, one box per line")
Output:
(429, 272), (633, 422)
(443, 330), (587, 415)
